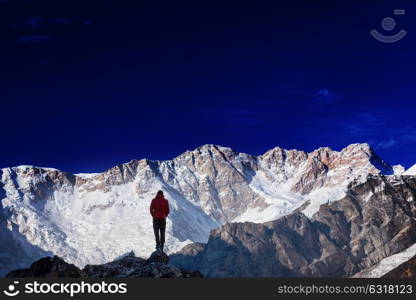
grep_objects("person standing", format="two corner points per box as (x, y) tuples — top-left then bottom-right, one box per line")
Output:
(149, 190), (170, 251)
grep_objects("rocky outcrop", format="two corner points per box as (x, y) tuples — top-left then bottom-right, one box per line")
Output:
(6, 251), (203, 278)
(171, 175), (416, 277)
(147, 250), (169, 264)
(5, 256), (85, 278)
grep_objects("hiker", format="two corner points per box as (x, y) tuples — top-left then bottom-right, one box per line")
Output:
(150, 190), (170, 251)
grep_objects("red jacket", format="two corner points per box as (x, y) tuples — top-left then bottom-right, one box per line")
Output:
(150, 195), (170, 219)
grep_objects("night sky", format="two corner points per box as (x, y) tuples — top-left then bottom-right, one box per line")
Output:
(1, 0), (415, 173)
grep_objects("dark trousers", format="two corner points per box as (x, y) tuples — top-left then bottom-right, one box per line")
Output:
(153, 218), (166, 247)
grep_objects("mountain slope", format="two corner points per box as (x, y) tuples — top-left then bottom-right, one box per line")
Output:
(0, 143), (400, 276)
(171, 175), (416, 277)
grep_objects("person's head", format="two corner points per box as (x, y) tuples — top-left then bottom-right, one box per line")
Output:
(157, 190), (164, 197)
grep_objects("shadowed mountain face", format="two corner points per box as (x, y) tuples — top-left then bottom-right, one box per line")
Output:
(171, 176), (416, 277)
(1, 143), (399, 276)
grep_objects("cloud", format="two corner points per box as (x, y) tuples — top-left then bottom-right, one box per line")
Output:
(16, 34), (54, 44)
(10, 16), (92, 43)
(344, 124), (369, 136)
(287, 88), (339, 104)
(344, 113), (415, 150)
(11, 17), (43, 29)
(344, 113), (386, 136)
(375, 138), (397, 149)
(396, 126), (416, 142)
(354, 112), (383, 125)
(314, 89), (338, 103)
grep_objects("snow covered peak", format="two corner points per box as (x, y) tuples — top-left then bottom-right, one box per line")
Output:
(404, 164), (416, 175)
(9, 165), (60, 172)
(338, 143), (393, 175)
(339, 143), (375, 158)
(342, 142), (372, 153)
(312, 146), (334, 153)
(195, 144), (235, 154)
(173, 144), (236, 161)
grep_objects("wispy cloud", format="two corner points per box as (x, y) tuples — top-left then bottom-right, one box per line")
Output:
(287, 88), (339, 104)
(354, 112), (384, 125)
(16, 34), (54, 44)
(315, 89), (338, 103)
(344, 113), (415, 150)
(376, 138), (397, 149)
(11, 17), (43, 29)
(344, 124), (368, 136)
(396, 126), (416, 142)
(344, 113), (384, 136)
(11, 16), (92, 46)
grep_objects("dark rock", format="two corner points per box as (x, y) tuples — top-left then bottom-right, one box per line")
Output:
(183, 270), (204, 278)
(84, 251), (202, 278)
(5, 256), (85, 278)
(129, 262), (182, 278)
(84, 252), (147, 278)
(147, 250), (169, 264)
(6, 251), (203, 279)
(170, 243), (205, 270)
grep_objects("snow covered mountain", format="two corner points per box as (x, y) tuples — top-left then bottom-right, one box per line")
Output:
(0, 143), (409, 276)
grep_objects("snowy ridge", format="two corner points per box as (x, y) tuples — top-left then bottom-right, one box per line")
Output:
(74, 173), (101, 179)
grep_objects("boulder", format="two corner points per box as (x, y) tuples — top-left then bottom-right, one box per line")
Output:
(147, 250), (169, 264)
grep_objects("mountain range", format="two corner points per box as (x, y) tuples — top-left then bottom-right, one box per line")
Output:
(1, 143), (415, 277)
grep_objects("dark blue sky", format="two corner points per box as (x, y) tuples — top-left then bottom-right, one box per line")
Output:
(1, 0), (415, 173)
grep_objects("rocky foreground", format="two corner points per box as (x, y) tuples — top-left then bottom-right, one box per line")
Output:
(5, 251), (203, 278)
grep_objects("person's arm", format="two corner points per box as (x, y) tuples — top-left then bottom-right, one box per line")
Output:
(150, 199), (155, 217)
(165, 200), (170, 217)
